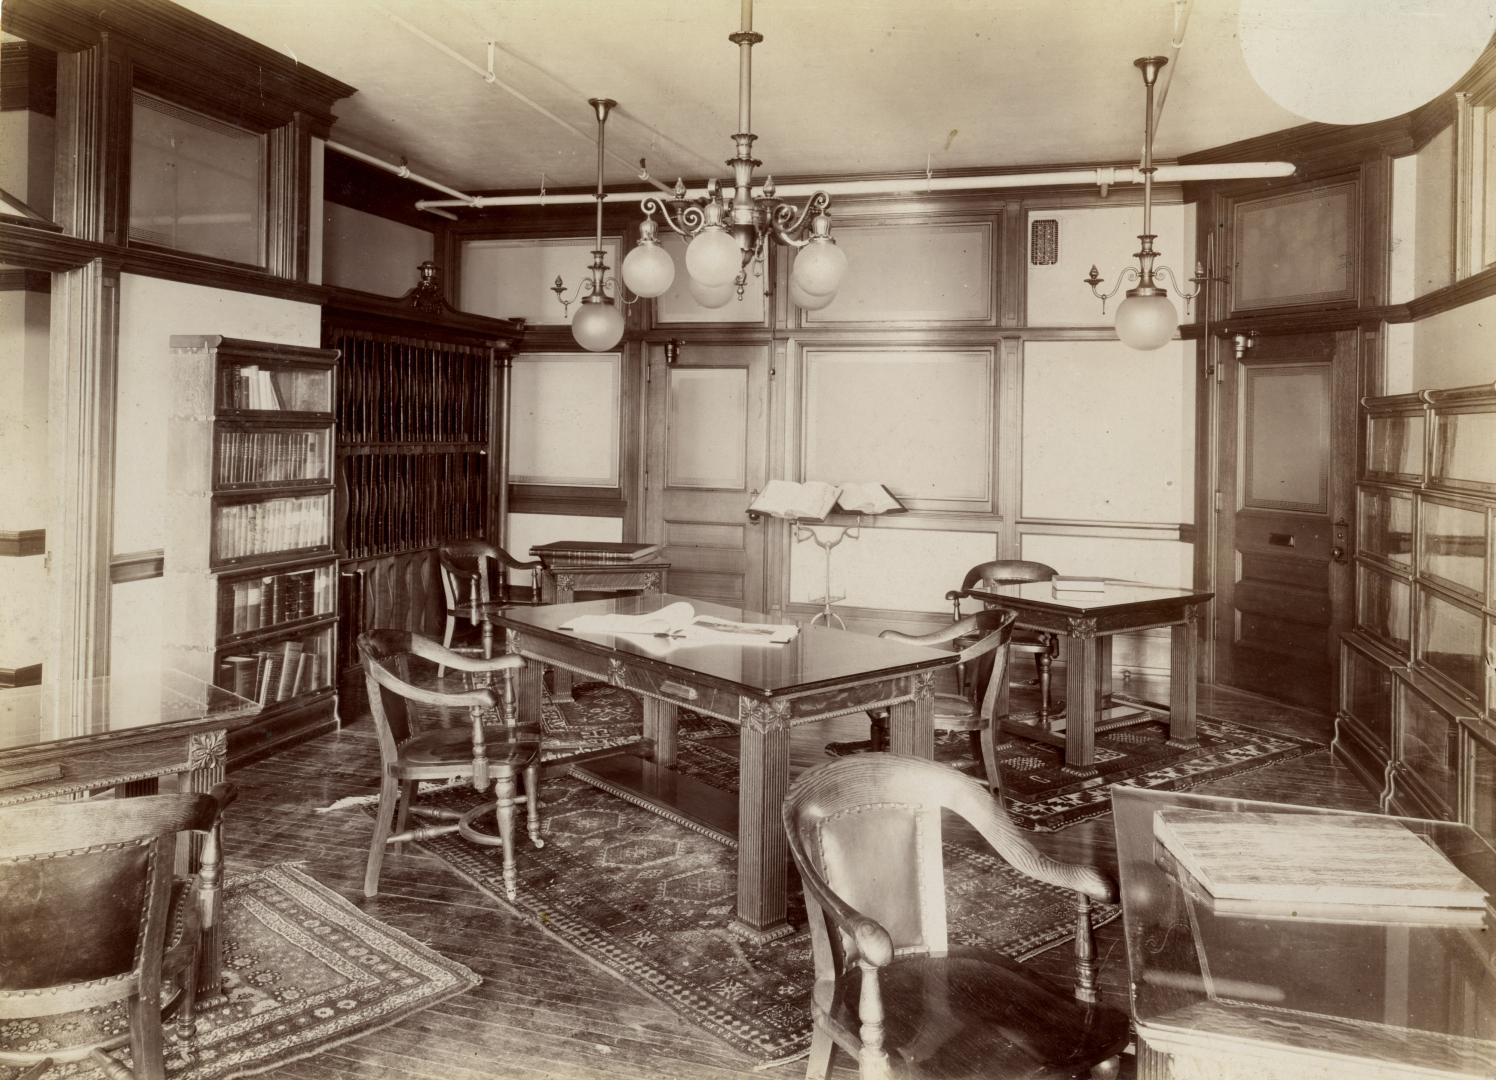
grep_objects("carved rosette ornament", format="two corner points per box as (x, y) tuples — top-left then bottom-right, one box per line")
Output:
(555, 574), (578, 594)
(913, 671), (936, 701)
(1182, 602), (1202, 627)
(1067, 616), (1099, 639)
(504, 630), (523, 656)
(739, 699), (792, 735)
(187, 731), (227, 772)
(607, 658), (628, 687)
(641, 572), (661, 592)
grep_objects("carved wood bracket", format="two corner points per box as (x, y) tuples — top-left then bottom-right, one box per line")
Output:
(739, 699), (793, 735)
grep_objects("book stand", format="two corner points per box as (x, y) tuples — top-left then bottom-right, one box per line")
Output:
(794, 519), (863, 628)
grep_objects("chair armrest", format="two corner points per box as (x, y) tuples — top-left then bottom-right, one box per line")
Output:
(797, 867), (894, 968)
(407, 634), (526, 675)
(494, 547), (542, 572)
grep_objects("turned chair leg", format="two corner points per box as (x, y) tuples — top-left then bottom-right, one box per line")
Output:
(493, 771), (519, 900)
(364, 772), (400, 897)
(391, 778), (416, 855)
(868, 710), (889, 753)
(174, 956), (198, 1046)
(1037, 651), (1054, 720)
(523, 761), (544, 848)
(805, 1025), (835, 1080)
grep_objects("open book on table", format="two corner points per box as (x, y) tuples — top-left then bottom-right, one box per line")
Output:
(560, 601), (799, 645)
(749, 479), (904, 521)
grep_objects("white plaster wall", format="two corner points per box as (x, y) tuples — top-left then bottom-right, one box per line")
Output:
(322, 202), (433, 297)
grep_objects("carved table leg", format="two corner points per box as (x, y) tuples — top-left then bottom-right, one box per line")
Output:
(732, 697), (793, 942)
(183, 730), (228, 996)
(642, 697), (679, 766)
(887, 673), (935, 759)
(1063, 619), (1100, 777)
(1168, 605), (1202, 748)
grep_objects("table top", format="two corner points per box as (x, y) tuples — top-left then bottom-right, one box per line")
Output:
(967, 579), (1213, 617)
(493, 593), (956, 697)
(0, 669), (260, 756)
(1113, 786), (1496, 1069)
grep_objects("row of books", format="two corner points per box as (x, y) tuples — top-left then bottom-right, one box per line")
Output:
(226, 568), (327, 635)
(530, 541), (662, 565)
(217, 638), (328, 707)
(215, 495), (329, 562)
(332, 332), (489, 446)
(220, 363), (328, 414)
(217, 429), (328, 486)
(341, 451), (486, 560)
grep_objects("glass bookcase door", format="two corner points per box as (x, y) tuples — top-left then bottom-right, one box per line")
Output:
(1356, 563), (1412, 657)
(1415, 587), (1485, 705)
(219, 360), (333, 415)
(1471, 731), (1496, 845)
(211, 492), (332, 566)
(1342, 643), (1396, 752)
(1431, 407), (1496, 495)
(1396, 681), (1461, 817)
(1366, 411), (1425, 482)
(216, 562), (335, 639)
(215, 624), (334, 707)
(1418, 496), (1489, 604)
(215, 425), (332, 489)
(1357, 485), (1414, 570)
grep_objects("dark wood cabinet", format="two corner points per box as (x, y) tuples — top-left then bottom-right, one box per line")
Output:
(322, 272), (525, 673)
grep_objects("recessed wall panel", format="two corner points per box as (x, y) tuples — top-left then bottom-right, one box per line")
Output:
(789, 527), (996, 613)
(510, 354), (620, 487)
(801, 221), (993, 324)
(460, 237), (621, 324)
(667, 367), (749, 490)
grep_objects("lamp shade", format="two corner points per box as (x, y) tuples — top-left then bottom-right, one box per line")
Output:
(789, 279), (835, 311)
(1239, 0), (1496, 125)
(571, 300), (625, 351)
(1114, 292), (1177, 351)
(621, 241), (676, 298)
(790, 238), (848, 297)
(685, 226), (743, 287)
(688, 277), (736, 309)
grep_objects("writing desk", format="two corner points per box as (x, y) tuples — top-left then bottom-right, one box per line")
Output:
(0, 670), (260, 992)
(1114, 786), (1496, 1079)
(491, 594), (955, 941)
(966, 580), (1212, 776)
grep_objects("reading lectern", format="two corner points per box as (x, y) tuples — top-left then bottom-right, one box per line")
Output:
(747, 480), (904, 627)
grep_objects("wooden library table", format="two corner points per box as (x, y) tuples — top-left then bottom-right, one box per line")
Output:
(1114, 786), (1496, 1080)
(0, 669), (261, 992)
(491, 594), (955, 942)
(534, 558), (669, 698)
(966, 579), (1212, 777)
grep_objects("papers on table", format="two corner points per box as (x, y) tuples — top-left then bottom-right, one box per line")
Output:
(560, 601), (798, 645)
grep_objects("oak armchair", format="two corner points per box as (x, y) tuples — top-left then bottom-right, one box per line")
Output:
(0, 785), (237, 1080)
(358, 629), (544, 900)
(949, 560), (1062, 721)
(437, 540), (543, 658)
(783, 755), (1127, 1080)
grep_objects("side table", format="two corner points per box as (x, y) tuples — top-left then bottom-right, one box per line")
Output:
(536, 559), (670, 697)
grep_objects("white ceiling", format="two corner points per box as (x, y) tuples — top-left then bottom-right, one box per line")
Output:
(172, 0), (1329, 195)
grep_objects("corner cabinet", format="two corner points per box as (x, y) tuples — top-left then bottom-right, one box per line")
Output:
(165, 335), (341, 765)
(1336, 381), (1496, 841)
(322, 271), (525, 673)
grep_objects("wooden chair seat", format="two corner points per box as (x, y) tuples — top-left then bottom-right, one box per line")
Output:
(398, 725), (541, 772)
(822, 951), (1129, 1079)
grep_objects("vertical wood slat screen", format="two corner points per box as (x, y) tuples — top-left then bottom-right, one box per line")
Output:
(328, 328), (491, 561)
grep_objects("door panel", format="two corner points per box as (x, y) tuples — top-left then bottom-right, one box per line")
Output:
(644, 344), (770, 609)
(1214, 332), (1357, 710)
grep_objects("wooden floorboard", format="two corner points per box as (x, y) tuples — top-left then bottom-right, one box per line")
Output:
(215, 674), (1379, 1079)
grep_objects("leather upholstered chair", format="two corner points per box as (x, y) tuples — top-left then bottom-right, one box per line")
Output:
(437, 541), (544, 658)
(0, 785), (236, 1080)
(783, 755), (1127, 1080)
(867, 608), (1016, 797)
(948, 560), (1062, 720)
(358, 629), (543, 901)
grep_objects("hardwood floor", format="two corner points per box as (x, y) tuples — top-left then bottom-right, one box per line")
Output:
(222, 673), (1380, 1079)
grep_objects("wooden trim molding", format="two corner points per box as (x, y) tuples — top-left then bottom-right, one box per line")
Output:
(109, 548), (164, 582)
(0, 664), (43, 688)
(1404, 265), (1496, 321)
(0, 269), (50, 292)
(0, 40), (56, 115)
(0, 530), (45, 556)
(509, 490), (628, 518)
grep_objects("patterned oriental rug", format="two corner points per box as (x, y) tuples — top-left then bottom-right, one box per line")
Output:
(1, 864), (479, 1080)
(549, 681), (1324, 832)
(397, 776), (1119, 1065)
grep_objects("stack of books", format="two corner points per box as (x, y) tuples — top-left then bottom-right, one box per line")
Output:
(530, 541), (662, 565)
(1051, 576), (1107, 598)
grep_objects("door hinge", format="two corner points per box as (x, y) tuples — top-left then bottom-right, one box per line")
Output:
(769, 367), (776, 381)
(1213, 490), (1224, 513)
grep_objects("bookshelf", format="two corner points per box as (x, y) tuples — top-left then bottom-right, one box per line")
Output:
(323, 268), (525, 673)
(167, 335), (340, 764)
(1336, 380), (1496, 842)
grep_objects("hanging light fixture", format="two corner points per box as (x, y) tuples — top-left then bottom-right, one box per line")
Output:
(618, 0), (847, 309)
(1083, 57), (1207, 351)
(552, 97), (627, 351)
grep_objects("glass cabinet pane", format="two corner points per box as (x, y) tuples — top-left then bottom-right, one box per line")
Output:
(1342, 644), (1395, 750)
(1356, 564), (1412, 655)
(212, 492), (331, 565)
(1432, 409), (1496, 492)
(1418, 497), (1489, 602)
(219, 361), (332, 414)
(1396, 682), (1460, 816)
(215, 624), (333, 706)
(1471, 733), (1496, 846)
(1357, 486), (1414, 569)
(215, 426), (331, 488)
(1416, 588), (1484, 704)
(217, 562), (335, 638)
(1366, 412), (1425, 480)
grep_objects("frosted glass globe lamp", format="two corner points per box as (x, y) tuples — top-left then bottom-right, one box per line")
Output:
(571, 298), (625, 352)
(620, 219), (675, 298)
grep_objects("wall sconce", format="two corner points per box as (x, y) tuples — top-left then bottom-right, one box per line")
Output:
(1083, 57), (1207, 351)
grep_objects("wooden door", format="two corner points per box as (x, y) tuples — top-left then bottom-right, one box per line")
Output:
(1213, 331), (1358, 710)
(642, 343), (771, 610)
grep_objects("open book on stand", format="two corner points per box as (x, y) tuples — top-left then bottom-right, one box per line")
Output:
(749, 480), (904, 521)
(560, 601), (798, 645)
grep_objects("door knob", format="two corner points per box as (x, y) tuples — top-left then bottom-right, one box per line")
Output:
(1331, 518), (1349, 563)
